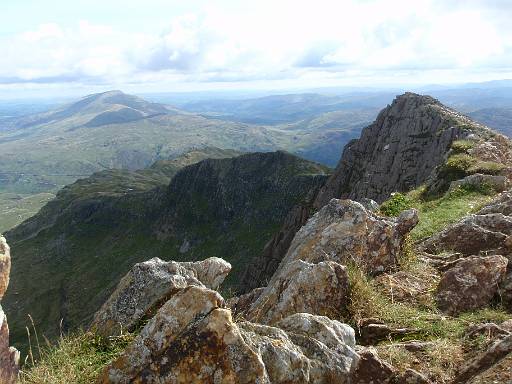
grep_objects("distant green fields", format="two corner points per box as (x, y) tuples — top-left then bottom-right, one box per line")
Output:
(0, 191), (55, 233)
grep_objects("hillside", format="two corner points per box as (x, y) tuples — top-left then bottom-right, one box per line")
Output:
(3, 151), (330, 351)
(0, 91), (368, 199)
(469, 107), (512, 137)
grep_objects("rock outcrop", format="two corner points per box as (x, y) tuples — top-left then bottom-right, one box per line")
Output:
(242, 92), (475, 292)
(99, 286), (360, 384)
(0, 237), (19, 384)
(453, 333), (512, 384)
(243, 199), (417, 324)
(436, 255), (508, 315)
(420, 213), (512, 256)
(245, 259), (350, 325)
(448, 173), (508, 193)
(314, 93), (474, 207)
(91, 257), (231, 337)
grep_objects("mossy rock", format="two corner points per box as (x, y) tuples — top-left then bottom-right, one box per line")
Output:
(380, 193), (412, 217)
(450, 140), (475, 154)
(468, 161), (507, 176)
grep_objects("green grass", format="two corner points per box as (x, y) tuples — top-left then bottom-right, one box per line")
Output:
(468, 160), (507, 175)
(20, 331), (134, 384)
(450, 139), (475, 153)
(346, 258), (510, 342)
(379, 193), (412, 216)
(0, 192), (55, 233)
(380, 185), (496, 241)
(410, 186), (496, 241)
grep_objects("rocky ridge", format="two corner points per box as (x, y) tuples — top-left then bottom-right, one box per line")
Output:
(4, 150), (329, 351)
(242, 92), (512, 292)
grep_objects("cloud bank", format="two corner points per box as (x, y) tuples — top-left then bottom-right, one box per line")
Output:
(1, 0), (512, 92)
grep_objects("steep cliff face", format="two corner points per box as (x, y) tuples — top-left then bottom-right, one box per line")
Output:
(314, 92), (477, 206)
(241, 93), (500, 291)
(4, 151), (329, 351)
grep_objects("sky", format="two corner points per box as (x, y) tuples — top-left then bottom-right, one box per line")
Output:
(1, 0), (512, 98)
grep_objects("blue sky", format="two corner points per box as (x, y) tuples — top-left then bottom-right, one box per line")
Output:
(1, 0), (512, 97)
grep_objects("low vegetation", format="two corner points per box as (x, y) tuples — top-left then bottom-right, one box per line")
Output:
(380, 184), (496, 241)
(20, 331), (133, 384)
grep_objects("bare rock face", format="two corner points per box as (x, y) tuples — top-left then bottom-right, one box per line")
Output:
(314, 93), (473, 207)
(436, 255), (508, 315)
(420, 214), (512, 256)
(0, 237), (19, 384)
(99, 286), (359, 384)
(246, 260), (349, 325)
(243, 199), (417, 325)
(276, 199), (417, 277)
(90, 257), (231, 337)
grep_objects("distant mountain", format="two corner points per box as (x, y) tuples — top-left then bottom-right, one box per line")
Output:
(3, 150), (329, 351)
(468, 107), (512, 137)
(0, 91), (368, 196)
(180, 92), (387, 125)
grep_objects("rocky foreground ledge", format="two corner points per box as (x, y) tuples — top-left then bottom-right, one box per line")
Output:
(93, 199), (429, 383)
(0, 236), (19, 383)
(90, 193), (512, 383)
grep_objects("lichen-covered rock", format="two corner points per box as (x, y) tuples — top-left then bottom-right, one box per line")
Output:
(436, 255), (508, 315)
(239, 320), (358, 384)
(276, 312), (356, 349)
(246, 260), (349, 325)
(478, 191), (512, 216)
(0, 237), (19, 384)
(243, 199), (417, 325)
(420, 214), (512, 256)
(179, 257), (232, 290)
(274, 199), (418, 277)
(90, 257), (231, 337)
(99, 286), (359, 384)
(448, 173), (508, 193)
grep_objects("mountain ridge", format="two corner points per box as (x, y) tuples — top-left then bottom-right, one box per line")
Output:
(241, 92), (511, 291)
(3, 150), (330, 350)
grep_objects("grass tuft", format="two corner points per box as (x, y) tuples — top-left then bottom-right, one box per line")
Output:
(450, 139), (475, 154)
(20, 331), (133, 384)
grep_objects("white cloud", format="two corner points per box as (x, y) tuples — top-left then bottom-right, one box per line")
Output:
(0, 0), (511, 91)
